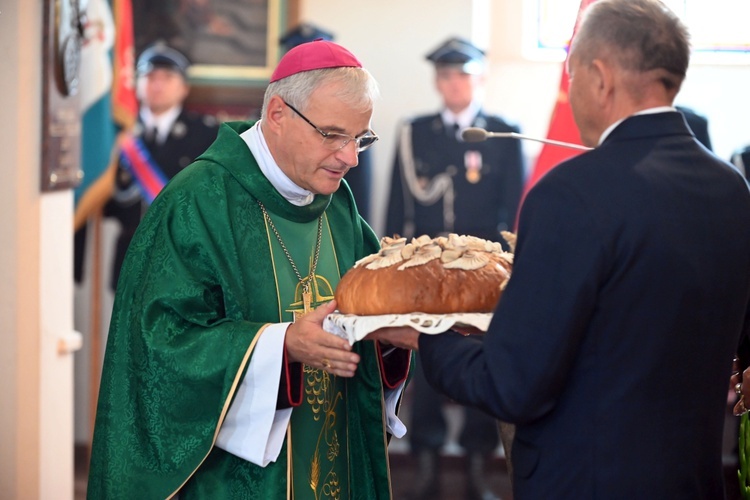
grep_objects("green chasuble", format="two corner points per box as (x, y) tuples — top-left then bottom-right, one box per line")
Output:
(87, 121), (404, 499)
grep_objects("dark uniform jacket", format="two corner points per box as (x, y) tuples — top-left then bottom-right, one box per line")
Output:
(344, 149), (372, 222)
(104, 109), (218, 290)
(386, 111), (524, 244)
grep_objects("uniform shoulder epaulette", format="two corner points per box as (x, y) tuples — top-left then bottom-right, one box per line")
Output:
(408, 114), (439, 127)
(482, 113), (520, 133)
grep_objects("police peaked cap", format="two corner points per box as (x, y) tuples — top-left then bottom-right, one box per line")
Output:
(426, 37), (486, 74)
(137, 42), (191, 78)
(280, 22), (335, 52)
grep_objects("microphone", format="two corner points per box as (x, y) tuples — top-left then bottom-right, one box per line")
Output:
(461, 127), (593, 151)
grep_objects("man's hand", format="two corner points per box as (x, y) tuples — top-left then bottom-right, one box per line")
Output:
(365, 326), (421, 351)
(731, 357), (750, 416)
(285, 300), (360, 377)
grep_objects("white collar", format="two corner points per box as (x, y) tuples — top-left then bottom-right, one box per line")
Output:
(598, 106), (676, 145)
(240, 122), (314, 206)
(140, 106), (183, 144)
(441, 100), (481, 130)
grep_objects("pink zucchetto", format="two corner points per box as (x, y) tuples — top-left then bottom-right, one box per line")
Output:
(270, 39), (363, 83)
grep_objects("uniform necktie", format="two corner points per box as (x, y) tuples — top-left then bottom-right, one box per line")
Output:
(144, 126), (157, 144)
(451, 123), (460, 140)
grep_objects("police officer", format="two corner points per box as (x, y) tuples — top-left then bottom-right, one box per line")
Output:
(105, 42), (219, 290)
(386, 37), (525, 500)
(278, 23), (374, 222)
(386, 37), (524, 245)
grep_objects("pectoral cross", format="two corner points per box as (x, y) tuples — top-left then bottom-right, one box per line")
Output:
(302, 281), (312, 314)
(293, 280), (313, 322)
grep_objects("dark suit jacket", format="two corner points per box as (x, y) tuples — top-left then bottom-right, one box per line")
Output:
(419, 112), (750, 499)
(105, 109), (219, 289)
(385, 111), (524, 243)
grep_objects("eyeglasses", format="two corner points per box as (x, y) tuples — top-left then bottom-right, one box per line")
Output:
(283, 100), (379, 153)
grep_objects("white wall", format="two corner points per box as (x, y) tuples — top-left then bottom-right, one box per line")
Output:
(40, 194), (77, 499)
(678, 64), (750, 159)
(300, 0), (750, 236)
(0, 1), (76, 498)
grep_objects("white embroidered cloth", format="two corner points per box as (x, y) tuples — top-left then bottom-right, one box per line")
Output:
(323, 312), (493, 345)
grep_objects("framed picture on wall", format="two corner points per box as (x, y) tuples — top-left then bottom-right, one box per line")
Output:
(132, 0), (286, 82)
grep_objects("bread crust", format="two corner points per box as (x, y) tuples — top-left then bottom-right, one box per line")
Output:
(335, 234), (513, 315)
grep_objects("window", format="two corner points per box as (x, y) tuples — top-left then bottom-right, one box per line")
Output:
(526, 0), (750, 64)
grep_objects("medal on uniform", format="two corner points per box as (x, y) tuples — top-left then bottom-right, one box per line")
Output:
(172, 121), (187, 139)
(465, 150), (482, 183)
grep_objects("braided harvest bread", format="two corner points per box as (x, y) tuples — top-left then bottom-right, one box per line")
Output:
(335, 233), (514, 315)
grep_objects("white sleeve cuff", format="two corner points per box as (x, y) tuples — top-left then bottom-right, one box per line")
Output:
(384, 383), (407, 439)
(215, 323), (292, 466)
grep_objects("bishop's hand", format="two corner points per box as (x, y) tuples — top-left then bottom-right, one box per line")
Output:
(285, 300), (360, 377)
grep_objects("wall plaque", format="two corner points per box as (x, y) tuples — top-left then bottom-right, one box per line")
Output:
(41, 0), (84, 191)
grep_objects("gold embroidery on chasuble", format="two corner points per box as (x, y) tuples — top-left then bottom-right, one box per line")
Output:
(289, 272), (336, 321)
(262, 211), (347, 499)
(300, 363), (345, 500)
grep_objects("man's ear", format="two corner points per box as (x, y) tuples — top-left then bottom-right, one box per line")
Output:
(265, 95), (286, 133)
(591, 58), (614, 105)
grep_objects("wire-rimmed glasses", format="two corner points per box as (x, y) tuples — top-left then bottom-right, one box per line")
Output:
(283, 100), (379, 153)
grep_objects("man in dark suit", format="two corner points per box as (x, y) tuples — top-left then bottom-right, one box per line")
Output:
(105, 43), (218, 290)
(371, 1), (750, 498)
(386, 36), (524, 500)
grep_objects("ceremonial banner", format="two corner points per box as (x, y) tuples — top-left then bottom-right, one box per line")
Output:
(76, 0), (116, 205)
(112, 0), (138, 130)
(73, 0), (137, 447)
(76, 0), (136, 205)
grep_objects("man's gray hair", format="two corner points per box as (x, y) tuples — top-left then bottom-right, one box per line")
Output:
(571, 0), (690, 90)
(261, 66), (380, 119)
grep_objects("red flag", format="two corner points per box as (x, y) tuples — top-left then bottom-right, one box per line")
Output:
(523, 0), (599, 198)
(111, 0), (137, 130)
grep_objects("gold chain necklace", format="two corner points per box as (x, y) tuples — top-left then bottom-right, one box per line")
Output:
(258, 200), (322, 315)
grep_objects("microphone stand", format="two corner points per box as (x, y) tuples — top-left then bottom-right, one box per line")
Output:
(462, 128), (593, 151)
